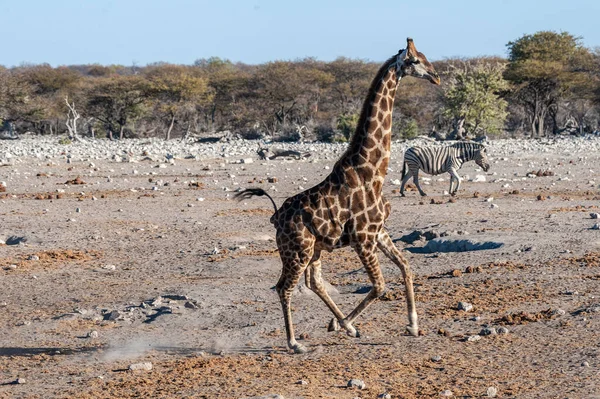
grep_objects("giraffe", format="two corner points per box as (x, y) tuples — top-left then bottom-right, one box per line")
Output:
(235, 38), (440, 353)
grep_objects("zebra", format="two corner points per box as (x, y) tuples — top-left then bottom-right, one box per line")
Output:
(400, 141), (490, 196)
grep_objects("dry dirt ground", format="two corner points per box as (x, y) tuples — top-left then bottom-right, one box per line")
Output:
(1, 142), (600, 398)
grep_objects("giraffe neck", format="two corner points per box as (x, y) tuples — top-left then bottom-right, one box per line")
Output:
(343, 56), (399, 179)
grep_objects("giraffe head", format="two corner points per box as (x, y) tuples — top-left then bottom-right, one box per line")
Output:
(397, 38), (440, 85)
(474, 146), (490, 172)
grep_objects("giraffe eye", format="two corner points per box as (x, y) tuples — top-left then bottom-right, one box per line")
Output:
(411, 59), (421, 65)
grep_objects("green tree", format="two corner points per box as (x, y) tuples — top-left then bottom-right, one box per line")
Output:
(144, 64), (213, 140)
(254, 59), (333, 136)
(443, 60), (509, 138)
(84, 75), (148, 140)
(505, 31), (592, 136)
(195, 57), (250, 132)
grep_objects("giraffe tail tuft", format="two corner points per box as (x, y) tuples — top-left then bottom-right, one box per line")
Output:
(234, 188), (279, 215)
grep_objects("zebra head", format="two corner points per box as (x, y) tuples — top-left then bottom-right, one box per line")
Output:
(396, 38), (440, 85)
(475, 146), (490, 172)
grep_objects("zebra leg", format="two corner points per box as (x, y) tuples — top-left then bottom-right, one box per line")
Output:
(399, 170), (413, 197)
(412, 170), (427, 196)
(449, 169), (461, 195)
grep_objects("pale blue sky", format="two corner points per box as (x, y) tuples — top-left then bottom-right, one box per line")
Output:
(1, 0), (599, 67)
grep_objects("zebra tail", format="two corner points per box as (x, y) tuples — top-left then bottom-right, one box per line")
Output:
(234, 188), (279, 215)
(401, 160), (407, 180)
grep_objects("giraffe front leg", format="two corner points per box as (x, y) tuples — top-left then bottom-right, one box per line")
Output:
(377, 231), (419, 336)
(304, 254), (348, 333)
(338, 243), (386, 338)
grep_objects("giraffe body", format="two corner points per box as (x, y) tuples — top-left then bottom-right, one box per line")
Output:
(236, 38), (440, 353)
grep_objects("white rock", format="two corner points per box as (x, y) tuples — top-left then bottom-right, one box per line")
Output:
(473, 175), (486, 182)
(87, 330), (99, 338)
(486, 386), (498, 397)
(128, 362), (153, 371)
(347, 379), (366, 390)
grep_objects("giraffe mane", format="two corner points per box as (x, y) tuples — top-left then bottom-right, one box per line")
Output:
(348, 55), (398, 149)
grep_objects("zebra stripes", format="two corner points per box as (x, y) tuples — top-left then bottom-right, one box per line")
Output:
(400, 141), (490, 196)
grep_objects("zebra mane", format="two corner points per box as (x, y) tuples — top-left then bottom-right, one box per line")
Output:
(451, 141), (485, 150)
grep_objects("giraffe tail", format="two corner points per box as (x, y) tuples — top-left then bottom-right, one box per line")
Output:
(234, 188), (279, 215)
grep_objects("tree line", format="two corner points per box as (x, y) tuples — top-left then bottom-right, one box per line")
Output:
(1, 31), (599, 142)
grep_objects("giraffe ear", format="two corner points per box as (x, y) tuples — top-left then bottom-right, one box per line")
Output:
(406, 37), (417, 58)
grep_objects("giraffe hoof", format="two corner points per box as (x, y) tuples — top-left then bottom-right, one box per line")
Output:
(346, 328), (360, 338)
(291, 343), (308, 354)
(406, 325), (419, 337)
(327, 318), (340, 332)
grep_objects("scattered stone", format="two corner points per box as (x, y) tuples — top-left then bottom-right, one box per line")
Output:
(430, 355), (442, 362)
(592, 223), (600, 230)
(440, 389), (453, 397)
(128, 362), (153, 371)
(497, 327), (510, 335)
(347, 379), (366, 390)
(451, 269), (462, 277)
(552, 308), (566, 316)
(15, 378), (26, 384)
(298, 332), (310, 340)
(591, 213), (600, 219)
(103, 310), (121, 321)
(457, 302), (473, 312)
(490, 203), (499, 209)
(267, 177), (278, 183)
(465, 265), (483, 273)
(184, 301), (198, 309)
(582, 361), (590, 367)
(466, 335), (481, 342)
(486, 386), (498, 397)
(241, 158), (253, 164)
(473, 175), (486, 182)
(296, 380), (309, 385)
(27, 255), (40, 261)
(65, 177), (86, 185)
(87, 330), (99, 339)
(480, 327), (497, 336)
(378, 394), (392, 399)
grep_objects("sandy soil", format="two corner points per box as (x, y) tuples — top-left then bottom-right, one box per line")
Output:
(1, 140), (599, 398)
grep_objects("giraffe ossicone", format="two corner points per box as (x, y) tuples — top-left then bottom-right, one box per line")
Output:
(235, 38), (440, 353)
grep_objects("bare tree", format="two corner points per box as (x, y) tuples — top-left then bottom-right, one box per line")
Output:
(64, 96), (80, 140)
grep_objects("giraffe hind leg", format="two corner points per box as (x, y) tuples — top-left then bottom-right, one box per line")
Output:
(304, 251), (347, 332)
(276, 243), (314, 354)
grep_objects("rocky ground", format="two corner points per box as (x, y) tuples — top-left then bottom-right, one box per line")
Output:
(1, 135), (600, 399)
